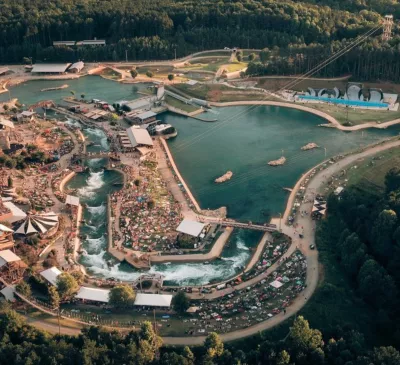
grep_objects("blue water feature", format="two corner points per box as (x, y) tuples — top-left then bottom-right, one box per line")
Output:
(298, 95), (389, 108)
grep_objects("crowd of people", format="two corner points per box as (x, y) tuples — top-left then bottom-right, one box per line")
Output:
(110, 157), (182, 252)
(183, 250), (307, 335)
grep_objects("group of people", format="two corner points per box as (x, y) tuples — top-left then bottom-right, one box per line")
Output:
(110, 158), (182, 252)
(184, 250), (307, 335)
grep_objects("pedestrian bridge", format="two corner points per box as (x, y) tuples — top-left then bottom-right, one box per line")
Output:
(203, 219), (277, 232)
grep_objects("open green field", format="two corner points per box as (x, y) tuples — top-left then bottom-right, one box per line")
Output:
(221, 62), (248, 73)
(99, 67), (122, 80)
(307, 102), (400, 125)
(193, 50), (231, 57)
(343, 147), (400, 194)
(136, 65), (174, 74)
(170, 83), (273, 102)
(165, 95), (200, 113)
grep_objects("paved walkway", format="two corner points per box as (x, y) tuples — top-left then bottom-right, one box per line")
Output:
(162, 137), (400, 345)
(24, 127), (400, 343)
(151, 227), (233, 263)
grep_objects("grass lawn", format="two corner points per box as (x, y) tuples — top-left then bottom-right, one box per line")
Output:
(193, 50), (231, 57)
(319, 147), (400, 196)
(136, 65), (174, 74)
(170, 83), (275, 102)
(100, 68), (121, 80)
(222, 62), (248, 73)
(306, 102), (400, 125)
(165, 95), (200, 113)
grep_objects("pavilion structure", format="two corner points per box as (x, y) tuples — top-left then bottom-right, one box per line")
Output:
(0, 250), (27, 283)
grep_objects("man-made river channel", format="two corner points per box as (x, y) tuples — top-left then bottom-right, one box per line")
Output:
(5, 77), (400, 285)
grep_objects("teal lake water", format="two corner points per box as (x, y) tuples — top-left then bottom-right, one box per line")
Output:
(161, 107), (400, 221)
(5, 77), (400, 284)
(0, 76), (150, 106)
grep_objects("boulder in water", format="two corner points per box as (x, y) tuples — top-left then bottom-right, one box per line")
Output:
(268, 156), (286, 166)
(215, 171), (233, 183)
(301, 142), (319, 151)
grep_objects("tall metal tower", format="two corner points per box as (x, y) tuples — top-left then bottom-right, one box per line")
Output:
(382, 15), (394, 41)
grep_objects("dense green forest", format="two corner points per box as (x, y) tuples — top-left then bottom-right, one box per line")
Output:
(1, 303), (400, 364)
(0, 1), (396, 69)
(1, 0), (400, 80)
(315, 167), (400, 349)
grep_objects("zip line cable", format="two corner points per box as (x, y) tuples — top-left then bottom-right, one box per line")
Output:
(173, 23), (383, 153)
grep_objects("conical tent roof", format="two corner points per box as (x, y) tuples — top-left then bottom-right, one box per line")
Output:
(14, 212), (59, 235)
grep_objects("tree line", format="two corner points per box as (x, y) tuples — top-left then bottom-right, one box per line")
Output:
(0, 0), (392, 64)
(246, 37), (400, 83)
(316, 167), (400, 348)
(1, 303), (400, 364)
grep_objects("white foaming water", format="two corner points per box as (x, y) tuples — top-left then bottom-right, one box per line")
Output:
(236, 238), (249, 251)
(82, 233), (252, 285)
(85, 236), (106, 253)
(87, 204), (106, 217)
(100, 136), (109, 150)
(82, 250), (109, 268)
(78, 171), (105, 198)
(85, 127), (106, 138)
(87, 158), (104, 168)
(64, 117), (81, 128)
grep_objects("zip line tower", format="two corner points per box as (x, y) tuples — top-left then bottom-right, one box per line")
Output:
(382, 15), (394, 41)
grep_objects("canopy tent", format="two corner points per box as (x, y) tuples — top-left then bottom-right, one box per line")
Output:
(15, 212), (59, 235)
(75, 287), (110, 303)
(40, 266), (62, 286)
(270, 280), (284, 289)
(134, 293), (172, 307)
(186, 306), (200, 313)
(176, 219), (206, 238)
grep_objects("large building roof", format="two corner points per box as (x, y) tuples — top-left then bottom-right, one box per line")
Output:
(31, 64), (71, 73)
(66, 195), (80, 206)
(0, 286), (15, 302)
(126, 127), (153, 148)
(177, 219), (206, 237)
(75, 287), (110, 303)
(69, 61), (84, 72)
(0, 118), (15, 129)
(2, 202), (27, 223)
(40, 266), (62, 286)
(0, 224), (13, 233)
(0, 249), (21, 267)
(136, 111), (157, 120)
(134, 293), (172, 307)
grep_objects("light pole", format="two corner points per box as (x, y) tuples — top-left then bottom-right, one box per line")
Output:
(125, 49), (128, 63)
(324, 147), (327, 158)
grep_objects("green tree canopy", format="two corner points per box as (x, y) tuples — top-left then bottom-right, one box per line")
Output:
(109, 285), (136, 307)
(204, 332), (224, 359)
(172, 291), (190, 314)
(56, 272), (79, 300)
(15, 281), (31, 298)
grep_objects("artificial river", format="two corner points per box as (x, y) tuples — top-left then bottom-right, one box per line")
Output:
(4, 77), (400, 285)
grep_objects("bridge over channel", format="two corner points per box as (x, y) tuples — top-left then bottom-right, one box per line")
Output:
(202, 219), (277, 232)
